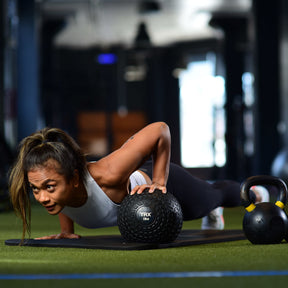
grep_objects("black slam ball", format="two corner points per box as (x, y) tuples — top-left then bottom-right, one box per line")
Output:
(118, 189), (183, 243)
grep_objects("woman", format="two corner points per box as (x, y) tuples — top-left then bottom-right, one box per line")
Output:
(9, 122), (266, 240)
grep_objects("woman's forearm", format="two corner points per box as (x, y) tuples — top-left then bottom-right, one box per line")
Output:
(151, 122), (171, 187)
(58, 212), (75, 233)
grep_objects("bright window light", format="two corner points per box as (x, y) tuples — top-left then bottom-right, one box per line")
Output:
(179, 53), (226, 168)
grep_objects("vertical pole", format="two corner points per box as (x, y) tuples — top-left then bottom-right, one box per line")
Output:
(17, 0), (42, 140)
(252, 0), (281, 174)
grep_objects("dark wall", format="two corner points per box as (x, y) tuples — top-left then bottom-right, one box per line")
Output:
(42, 46), (146, 137)
(0, 0), (4, 135)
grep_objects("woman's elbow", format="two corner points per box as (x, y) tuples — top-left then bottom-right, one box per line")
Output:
(159, 122), (170, 137)
(152, 121), (170, 132)
(152, 122), (171, 143)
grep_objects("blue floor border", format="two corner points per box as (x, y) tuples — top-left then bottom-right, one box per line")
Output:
(1, 270), (288, 280)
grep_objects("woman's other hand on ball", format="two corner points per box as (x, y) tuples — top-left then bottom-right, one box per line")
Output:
(130, 183), (167, 195)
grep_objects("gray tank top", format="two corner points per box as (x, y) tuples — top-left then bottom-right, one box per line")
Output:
(61, 170), (147, 228)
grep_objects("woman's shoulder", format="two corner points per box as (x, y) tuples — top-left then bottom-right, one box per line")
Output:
(86, 160), (110, 185)
(87, 161), (100, 178)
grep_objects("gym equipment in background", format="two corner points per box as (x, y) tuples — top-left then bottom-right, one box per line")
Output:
(271, 149), (288, 185)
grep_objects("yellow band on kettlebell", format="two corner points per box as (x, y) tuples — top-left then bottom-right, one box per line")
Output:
(246, 203), (256, 212)
(275, 201), (285, 209)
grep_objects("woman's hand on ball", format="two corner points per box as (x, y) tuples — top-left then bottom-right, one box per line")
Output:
(149, 182), (167, 194)
(130, 183), (167, 195)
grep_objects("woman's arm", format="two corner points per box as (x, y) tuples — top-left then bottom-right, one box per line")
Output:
(95, 122), (171, 194)
(34, 213), (80, 239)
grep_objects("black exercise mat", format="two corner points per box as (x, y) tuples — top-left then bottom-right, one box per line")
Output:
(5, 229), (246, 250)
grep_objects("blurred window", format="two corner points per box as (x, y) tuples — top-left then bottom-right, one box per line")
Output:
(179, 52), (226, 168)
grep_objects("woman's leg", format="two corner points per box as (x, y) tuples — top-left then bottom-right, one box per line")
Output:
(166, 163), (242, 220)
(140, 161), (243, 221)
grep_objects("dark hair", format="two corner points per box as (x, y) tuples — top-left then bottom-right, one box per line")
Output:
(9, 127), (87, 240)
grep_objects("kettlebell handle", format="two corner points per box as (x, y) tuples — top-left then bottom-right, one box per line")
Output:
(240, 175), (288, 211)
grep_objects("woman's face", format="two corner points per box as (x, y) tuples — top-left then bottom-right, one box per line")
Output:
(27, 159), (76, 215)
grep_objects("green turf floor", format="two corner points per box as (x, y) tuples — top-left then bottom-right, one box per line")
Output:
(1, 204), (288, 287)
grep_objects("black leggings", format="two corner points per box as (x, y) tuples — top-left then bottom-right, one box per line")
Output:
(140, 161), (247, 221)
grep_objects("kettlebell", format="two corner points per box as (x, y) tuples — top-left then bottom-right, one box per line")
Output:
(240, 175), (288, 244)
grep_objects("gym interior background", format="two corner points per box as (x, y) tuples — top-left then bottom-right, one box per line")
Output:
(0, 0), (288, 185)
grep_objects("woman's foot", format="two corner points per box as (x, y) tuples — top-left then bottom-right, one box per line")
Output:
(250, 185), (270, 203)
(201, 207), (224, 230)
(201, 186), (269, 230)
